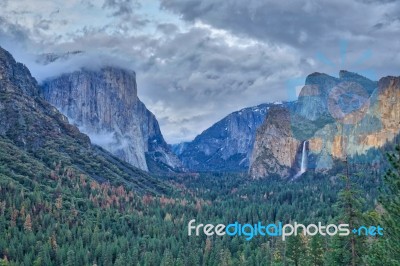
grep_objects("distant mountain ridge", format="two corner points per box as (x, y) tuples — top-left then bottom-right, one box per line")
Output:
(174, 70), (399, 178)
(173, 102), (293, 172)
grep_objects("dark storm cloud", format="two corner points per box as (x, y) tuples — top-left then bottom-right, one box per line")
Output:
(0, 16), (33, 50)
(160, 1), (398, 49)
(102, 0), (140, 16)
(160, 0), (400, 76)
(102, 0), (150, 30)
(373, 13), (400, 29)
(160, 0), (393, 43)
(156, 23), (179, 35)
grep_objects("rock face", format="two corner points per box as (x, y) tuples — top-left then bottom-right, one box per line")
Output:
(40, 67), (181, 172)
(174, 104), (274, 172)
(0, 46), (88, 148)
(296, 71), (377, 122)
(249, 106), (300, 178)
(250, 71), (400, 179)
(0, 49), (39, 97)
(0, 46), (166, 193)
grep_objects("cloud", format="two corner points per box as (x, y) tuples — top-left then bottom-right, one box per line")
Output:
(127, 24), (304, 142)
(102, 0), (140, 16)
(102, 0), (151, 31)
(0, 0), (399, 144)
(0, 0), (8, 8)
(2, 21), (302, 143)
(160, 0), (397, 44)
(160, 0), (400, 74)
(156, 23), (179, 35)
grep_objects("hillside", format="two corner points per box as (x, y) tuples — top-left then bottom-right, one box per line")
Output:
(0, 45), (167, 194)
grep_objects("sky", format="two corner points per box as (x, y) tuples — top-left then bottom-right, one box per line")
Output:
(0, 0), (399, 144)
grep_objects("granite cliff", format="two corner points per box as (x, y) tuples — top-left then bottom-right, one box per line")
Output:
(249, 71), (400, 179)
(0, 46), (166, 193)
(174, 103), (293, 172)
(249, 106), (300, 178)
(40, 68), (182, 173)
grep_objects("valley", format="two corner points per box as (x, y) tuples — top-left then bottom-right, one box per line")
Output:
(0, 45), (399, 265)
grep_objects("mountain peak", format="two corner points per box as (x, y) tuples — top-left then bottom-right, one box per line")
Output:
(338, 70), (377, 94)
(0, 46), (39, 97)
(305, 72), (337, 86)
(0, 46), (12, 61)
(339, 70), (368, 80)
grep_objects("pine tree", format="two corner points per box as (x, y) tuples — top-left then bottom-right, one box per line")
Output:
(114, 253), (126, 266)
(219, 249), (232, 266)
(364, 145), (400, 265)
(327, 158), (365, 266)
(24, 214), (32, 232)
(161, 249), (174, 266)
(0, 256), (9, 266)
(308, 235), (324, 266)
(66, 249), (76, 266)
(286, 233), (306, 266)
(32, 257), (42, 266)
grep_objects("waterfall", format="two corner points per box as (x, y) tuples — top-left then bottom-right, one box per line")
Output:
(300, 140), (308, 173)
(293, 141), (308, 179)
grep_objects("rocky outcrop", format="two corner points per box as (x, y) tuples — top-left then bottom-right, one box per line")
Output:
(296, 71), (377, 122)
(0, 48), (39, 97)
(249, 106), (300, 178)
(295, 72), (338, 121)
(308, 75), (399, 170)
(40, 67), (181, 172)
(0, 46), (166, 193)
(250, 71), (400, 179)
(0, 46), (89, 148)
(325, 76), (399, 156)
(174, 104), (275, 172)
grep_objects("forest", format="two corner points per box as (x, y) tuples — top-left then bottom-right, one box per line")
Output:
(0, 141), (399, 265)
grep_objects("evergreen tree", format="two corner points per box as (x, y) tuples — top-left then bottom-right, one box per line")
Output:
(219, 249), (232, 266)
(286, 233), (306, 266)
(23, 214), (32, 232)
(0, 257), (9, 266)
(161, 249), (174, 266)
(66, 249), (76, 266)
(364, 145), (400, 265)
(114, 253), (126, 266)
(308, 235), (324, 266)
(327, 159), (365, 266)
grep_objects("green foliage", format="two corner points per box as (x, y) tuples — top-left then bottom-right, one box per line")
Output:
(0, 139), (395, 265)
(326, 173), (366, 266)
(364, 145), (400, 265)
(286, 234), (307, 266)
(308, 235), (325, 266)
